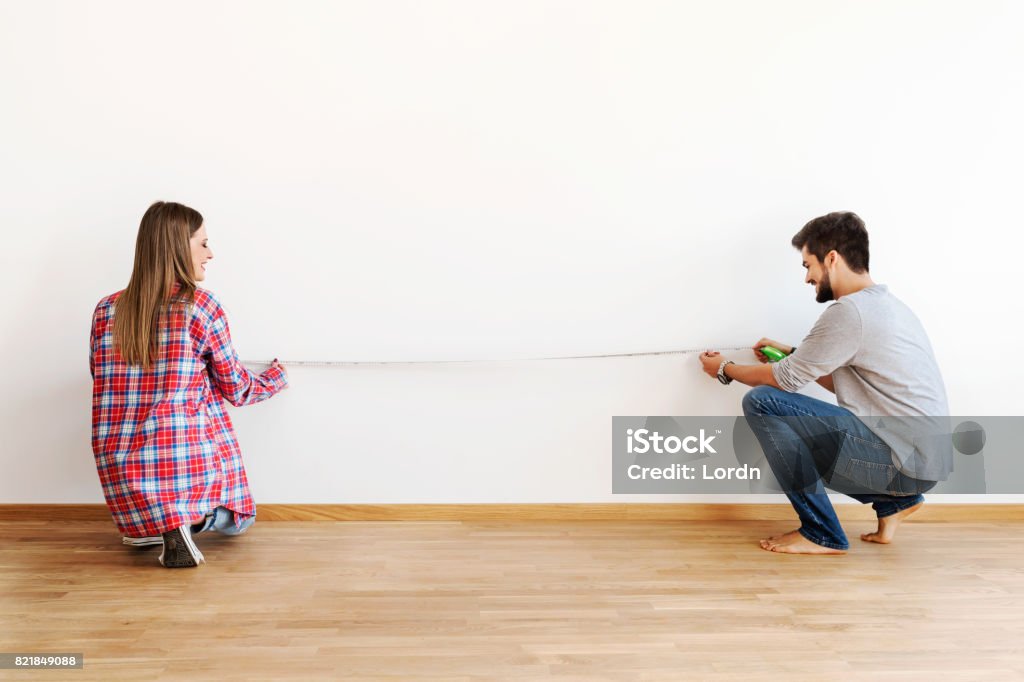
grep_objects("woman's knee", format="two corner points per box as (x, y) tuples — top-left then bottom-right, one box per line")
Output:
(210, 507), (255, 535)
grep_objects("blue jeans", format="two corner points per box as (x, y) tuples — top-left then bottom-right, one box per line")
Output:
(742, 386), (935, 550)
(192, 506), (255, 536)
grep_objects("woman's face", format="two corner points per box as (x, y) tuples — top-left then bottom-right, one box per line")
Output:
(190, 223), (213, 282)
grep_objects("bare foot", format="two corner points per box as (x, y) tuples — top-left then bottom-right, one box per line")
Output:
(759, 529), (847, 555)
(860, 501), (923, 544)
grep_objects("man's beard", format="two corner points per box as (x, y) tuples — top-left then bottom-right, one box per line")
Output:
(816, 271), (835, 303)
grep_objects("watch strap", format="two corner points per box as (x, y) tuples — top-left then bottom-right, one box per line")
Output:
(717, 360), (735, 385)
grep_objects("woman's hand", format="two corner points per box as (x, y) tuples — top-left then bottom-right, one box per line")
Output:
(753, 338), (792, 363)
(271, 358), (288, 379)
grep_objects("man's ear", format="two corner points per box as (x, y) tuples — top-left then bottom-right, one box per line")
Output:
(825, 249), (839, 269)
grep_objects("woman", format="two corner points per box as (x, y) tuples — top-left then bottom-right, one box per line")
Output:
(90, 201), (288, 568)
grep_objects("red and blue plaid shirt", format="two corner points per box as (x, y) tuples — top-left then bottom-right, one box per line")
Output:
(90, 283), (287, 538)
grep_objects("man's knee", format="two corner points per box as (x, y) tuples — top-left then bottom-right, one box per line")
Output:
(742, 385), (786, 416)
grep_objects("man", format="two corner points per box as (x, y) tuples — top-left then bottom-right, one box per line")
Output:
(699, 211), (950, 555)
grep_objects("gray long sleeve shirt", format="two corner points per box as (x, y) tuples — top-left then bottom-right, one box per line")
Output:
(771, 284), (952, 480)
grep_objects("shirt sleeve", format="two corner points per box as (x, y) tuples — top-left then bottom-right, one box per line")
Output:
(200, 295), (288, 407)
(771, 301), (862, 392)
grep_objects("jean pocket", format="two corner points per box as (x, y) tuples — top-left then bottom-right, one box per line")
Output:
(839, 457), (899, 494)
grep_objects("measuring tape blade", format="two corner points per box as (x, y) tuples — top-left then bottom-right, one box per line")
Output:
(242, 345), (757, 367)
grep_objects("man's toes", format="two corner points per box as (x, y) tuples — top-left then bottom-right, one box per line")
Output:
(861, 531), (890, 544)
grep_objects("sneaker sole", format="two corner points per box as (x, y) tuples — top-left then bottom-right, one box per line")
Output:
(158, 527), (206, 568)
(123, 536), (163, 548)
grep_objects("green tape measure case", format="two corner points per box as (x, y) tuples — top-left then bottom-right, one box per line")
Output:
(760, 345), (789, 362)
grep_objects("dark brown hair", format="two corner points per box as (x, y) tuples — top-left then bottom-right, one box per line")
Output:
(791, 211), (869, 273)
(113, 201), (203, 369)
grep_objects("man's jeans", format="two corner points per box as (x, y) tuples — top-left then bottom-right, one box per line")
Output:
(192, 506), (255, 536)
(742, 385), (936, 550)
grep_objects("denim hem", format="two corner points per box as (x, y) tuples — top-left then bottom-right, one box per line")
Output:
(876, 496), (924, 519)
(798, 527), (849, 551)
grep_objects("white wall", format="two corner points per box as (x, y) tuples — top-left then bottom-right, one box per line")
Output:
(2, 1), (1022, 504)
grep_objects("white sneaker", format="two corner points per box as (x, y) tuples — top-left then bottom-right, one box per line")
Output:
(123, 512), (213, 549)
(158, 525), (206, 568)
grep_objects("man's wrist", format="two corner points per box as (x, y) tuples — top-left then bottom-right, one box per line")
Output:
(717, 359), (735, 385)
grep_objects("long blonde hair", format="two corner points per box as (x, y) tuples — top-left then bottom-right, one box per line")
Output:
(113, 201), (203, 369)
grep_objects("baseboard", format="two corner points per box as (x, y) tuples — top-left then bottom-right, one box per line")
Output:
(1, 503), (1023, 522)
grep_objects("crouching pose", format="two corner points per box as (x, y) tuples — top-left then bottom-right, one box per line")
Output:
(700, 212), (949, 554)
(90, 201), (288, 567)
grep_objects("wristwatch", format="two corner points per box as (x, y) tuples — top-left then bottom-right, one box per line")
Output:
(717, 359), (735, 385)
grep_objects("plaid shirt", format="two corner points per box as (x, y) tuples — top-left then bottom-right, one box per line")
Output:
(90, 283), (287, 538)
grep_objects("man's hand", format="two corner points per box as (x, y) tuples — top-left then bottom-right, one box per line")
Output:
(753, 337), (794, 363)
(700, 349), (782, 389)
(700, 351), (724, 379)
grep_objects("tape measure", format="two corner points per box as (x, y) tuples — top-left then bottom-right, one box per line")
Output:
(241, 344), (789, 367)
(758, 345), (789, 362)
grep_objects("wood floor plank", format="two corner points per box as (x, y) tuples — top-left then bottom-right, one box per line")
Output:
(1, 518), (1022, 680)
(2, 503), (1024, 522)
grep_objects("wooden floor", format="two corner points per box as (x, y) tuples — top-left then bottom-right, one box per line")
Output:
(2, 517), (1023, 681)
